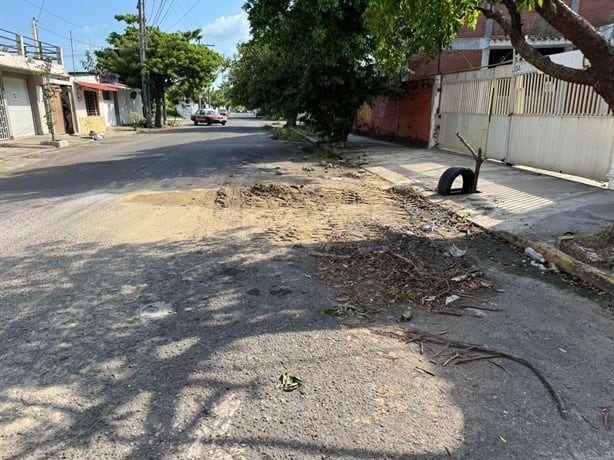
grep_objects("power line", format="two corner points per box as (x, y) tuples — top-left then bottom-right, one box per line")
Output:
(37, 23), (105, 49)
(149, 0), (157, 21)
(150, 0), (166, 26)
(156, 0), (178, 28)
(36, 0), (45, 20)
(167, 0), (199, 31)
(22, 0), (81, 28)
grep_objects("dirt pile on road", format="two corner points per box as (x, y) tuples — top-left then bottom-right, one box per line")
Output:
(120, 178), (496, 312)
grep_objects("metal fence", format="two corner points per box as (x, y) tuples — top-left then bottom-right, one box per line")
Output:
(0, 27), (63, 65)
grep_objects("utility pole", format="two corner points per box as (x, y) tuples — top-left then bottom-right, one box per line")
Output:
(138, 0), (152, 128)
(31, 17), (42, 59)
(69, 31), (76, 72)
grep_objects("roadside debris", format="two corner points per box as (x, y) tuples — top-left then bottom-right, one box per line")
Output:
(449, 243), (467, 258)
(445, 295), (461, 305)
(420, 221), (435, 232)
(524, 247), (546, 263)
(602, 406), (611, 431)
(451, 270), (481, 282)
(89, 130), (105, 141)
(277, 372), (305, 394)
(137, 301), (175, 320)
(400, 308), (413, 322)
(315, 227), (494, 311)
(374, 326), (570, 420)
(530, 260), (547, 271)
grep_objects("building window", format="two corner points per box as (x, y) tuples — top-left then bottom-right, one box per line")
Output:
(489, 48), (514, 66)
(84, 91), (99, 116)
(102, 91), (112, 101)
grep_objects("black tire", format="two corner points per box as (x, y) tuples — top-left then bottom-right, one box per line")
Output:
(222, 121), (227, 126)
(193, 120), (198, 125)
(207, 120), (212, 126)
(437, 167), (475, 196)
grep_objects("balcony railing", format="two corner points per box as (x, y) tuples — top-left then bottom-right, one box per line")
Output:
(0, 27), (63, 66)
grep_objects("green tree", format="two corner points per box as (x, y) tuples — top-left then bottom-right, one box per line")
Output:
(228, 39), (302, 124)
(80, 50), (98, 73)
(365, 0), (614, 111)
(95, 15), (223, 127)
(211, 81), (232, 109)
(233, 0), (385, 142)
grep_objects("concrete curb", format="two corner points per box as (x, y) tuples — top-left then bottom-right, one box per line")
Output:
(495, 231), (614, 297)
(364, 167), (614, 297)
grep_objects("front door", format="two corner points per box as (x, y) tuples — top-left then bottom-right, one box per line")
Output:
(50, 87), (66, 135)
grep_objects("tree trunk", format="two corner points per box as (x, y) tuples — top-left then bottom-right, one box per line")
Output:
(162, 90), (167, 126)
(285, 111), (297, 127)
(153, 92), (162, 128)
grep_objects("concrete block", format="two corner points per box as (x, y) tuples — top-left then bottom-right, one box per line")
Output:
(40, 140), (69, 148)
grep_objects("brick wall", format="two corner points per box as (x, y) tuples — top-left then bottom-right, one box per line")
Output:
(483, 0), (612, 36)
(579, 0), (614, 26)
(409, 0), (612, 79)
(354, 80), (434, 145)
(409, 50), (482, 79)
(397, 82), (433, 142)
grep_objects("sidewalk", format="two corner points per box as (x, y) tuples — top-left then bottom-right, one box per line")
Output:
(338, 134), (614, 296)
(0, 128), (139, 174)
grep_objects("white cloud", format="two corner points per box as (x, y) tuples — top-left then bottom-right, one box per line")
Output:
(202, 13), (250, 41)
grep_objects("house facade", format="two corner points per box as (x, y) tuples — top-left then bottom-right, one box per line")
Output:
(0, 27), (143, 140)
(0, 27), (72, 140)
(71, 72), (143, 133)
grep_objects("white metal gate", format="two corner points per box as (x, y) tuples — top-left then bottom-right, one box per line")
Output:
(3, 76), (36, 137)
(439, 65), (614, 182)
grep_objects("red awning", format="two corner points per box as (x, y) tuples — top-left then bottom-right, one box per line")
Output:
(76, 81), (118, 92)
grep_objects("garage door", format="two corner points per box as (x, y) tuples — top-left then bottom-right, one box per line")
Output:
(3, 77), (35, 137)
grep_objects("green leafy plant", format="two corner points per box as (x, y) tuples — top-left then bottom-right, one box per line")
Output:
(277, 127), (306, 142)
(129, 112), (146, 130)
(386, 285), (415, 303)
(309, 149), (338, 166)
(324, 303), (367, 318)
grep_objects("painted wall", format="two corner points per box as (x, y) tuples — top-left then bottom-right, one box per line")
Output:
(116, 89), (143, 125)
(78, 115), (106, 134)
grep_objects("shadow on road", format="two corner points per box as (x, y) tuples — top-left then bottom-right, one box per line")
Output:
(0, 229), (469, 458)
(0, 127), (312, 204)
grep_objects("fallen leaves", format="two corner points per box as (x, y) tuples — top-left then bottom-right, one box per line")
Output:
(276, 372), (305, 394)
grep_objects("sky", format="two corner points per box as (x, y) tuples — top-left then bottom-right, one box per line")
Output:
(0, 0), (251, 76)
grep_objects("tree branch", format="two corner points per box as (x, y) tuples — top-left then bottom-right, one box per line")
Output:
(476, 5), (595, 86)
(535, 0), (612, 64)
(374, 326), (570, 420)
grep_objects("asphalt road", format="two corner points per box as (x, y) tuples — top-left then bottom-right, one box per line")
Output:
(0, 116), (290, 252)
(1, 116), (613, 459)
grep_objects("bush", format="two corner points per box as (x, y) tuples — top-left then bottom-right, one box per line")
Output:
(129, 112), (146, 130)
